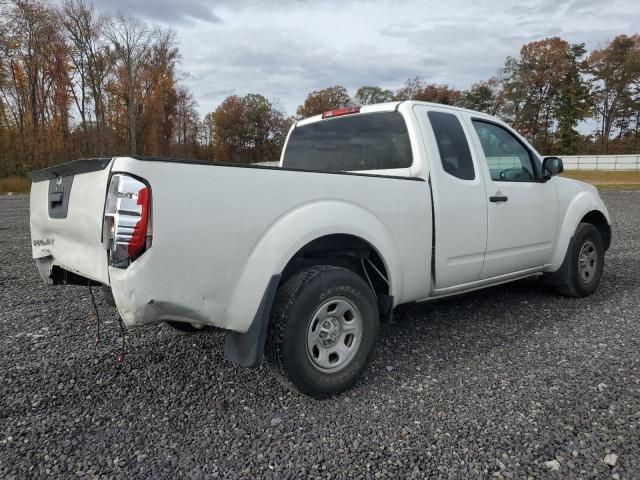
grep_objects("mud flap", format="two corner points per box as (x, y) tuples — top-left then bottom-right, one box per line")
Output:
(378, 294), (394, 323)
(224, 274), (281, 368)
(543, 235), (576, 286)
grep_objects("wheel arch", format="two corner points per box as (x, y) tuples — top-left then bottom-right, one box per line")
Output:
(225, 200), (403, 334)
(580, 210), (611, 251)
(549, 190), (611, 272)
(280, 233), (392, 308)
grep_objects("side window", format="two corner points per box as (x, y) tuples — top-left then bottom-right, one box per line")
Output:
(428, 111), (475, 180)
(472, 120), (536, 182)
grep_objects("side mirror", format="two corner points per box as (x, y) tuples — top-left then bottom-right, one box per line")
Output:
(542, 156), (563, 179)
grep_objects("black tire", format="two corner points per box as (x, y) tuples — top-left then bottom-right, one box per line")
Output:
(265, 265), (379, 399)
(165, 321), (207, 333)
(555, 222), (605, 297)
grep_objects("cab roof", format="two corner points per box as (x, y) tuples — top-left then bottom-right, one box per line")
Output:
(295, 100), (497, 127)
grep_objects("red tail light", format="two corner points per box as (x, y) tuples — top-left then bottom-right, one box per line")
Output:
(321, 106), (360, 119)
(104, 174), (152, 268)
(127, 186), (150, 258)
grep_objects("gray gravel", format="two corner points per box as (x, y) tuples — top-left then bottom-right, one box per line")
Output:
(1, 191), (639, 479)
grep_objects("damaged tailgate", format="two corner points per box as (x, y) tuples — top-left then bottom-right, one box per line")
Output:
(29, 158), (113, 285)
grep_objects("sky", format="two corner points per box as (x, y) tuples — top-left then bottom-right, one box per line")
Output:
(88, 0), (640, 116)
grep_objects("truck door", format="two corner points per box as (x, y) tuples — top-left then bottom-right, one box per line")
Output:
(414, 106), (488, 289)
(467, 118), (558, 279)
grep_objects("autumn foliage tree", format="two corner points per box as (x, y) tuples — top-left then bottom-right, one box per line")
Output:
(212, 94), (291, 163)
(354, 86), (394, 105)
(393, 77), (462, 105)
(553, 44), (591, 154)
(0, 0), (202, 176)
(296, 85), (352, 118)
(489, 36), (640, 154)
(500, 38), (580, 151)
(0, 0), (70, 174)
(461, 78), (505, 116)
(587, 34), (640, 153)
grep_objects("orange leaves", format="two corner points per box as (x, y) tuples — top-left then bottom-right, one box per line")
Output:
(212, 94), (291, 164)
(296, 86), (352, 119)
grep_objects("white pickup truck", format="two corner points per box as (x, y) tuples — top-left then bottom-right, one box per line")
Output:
(30, 101), (611, 398)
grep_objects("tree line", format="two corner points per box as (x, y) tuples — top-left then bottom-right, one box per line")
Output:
(1, 0), (639, 178)
(299, 35), (640, 157)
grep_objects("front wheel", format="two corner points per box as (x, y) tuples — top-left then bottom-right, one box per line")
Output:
(265, 265), (379, 399)
(555, 222), (605, 297)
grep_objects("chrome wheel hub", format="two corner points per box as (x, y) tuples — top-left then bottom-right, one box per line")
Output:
(318, 317), (341, 347)
(306, 297), (363, 373)
(578, 240), (597, 282)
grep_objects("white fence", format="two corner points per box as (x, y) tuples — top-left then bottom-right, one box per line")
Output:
(558, 155), (640, 170)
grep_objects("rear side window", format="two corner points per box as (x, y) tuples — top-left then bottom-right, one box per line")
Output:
(282, 112), (412, 171)
(428, 111), (475, 180)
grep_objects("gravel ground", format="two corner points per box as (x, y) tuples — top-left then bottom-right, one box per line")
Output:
(1, 191), (639, 479)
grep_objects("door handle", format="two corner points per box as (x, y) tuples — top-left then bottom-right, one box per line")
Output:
(489, 195), (508, 203)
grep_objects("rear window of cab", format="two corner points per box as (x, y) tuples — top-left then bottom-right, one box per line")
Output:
(282, 112), (413, 172)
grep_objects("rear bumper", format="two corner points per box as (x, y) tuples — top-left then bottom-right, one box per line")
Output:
(108, 251), (279, 368)
(34, 257), (103, 286)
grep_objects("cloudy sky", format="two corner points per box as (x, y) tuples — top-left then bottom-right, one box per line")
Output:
(89, 0), (640, 116)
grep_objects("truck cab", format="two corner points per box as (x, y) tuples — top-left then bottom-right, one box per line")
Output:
(281, 101), (610, 295)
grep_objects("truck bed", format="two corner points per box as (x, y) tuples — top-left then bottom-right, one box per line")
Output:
(30, 156), (433, 332)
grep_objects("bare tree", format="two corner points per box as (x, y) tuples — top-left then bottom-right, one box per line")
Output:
(62, 0), (113, 154)
(105, 12), (155, 155)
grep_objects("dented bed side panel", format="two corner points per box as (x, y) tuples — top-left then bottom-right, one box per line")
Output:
(107, 156), (433, 332)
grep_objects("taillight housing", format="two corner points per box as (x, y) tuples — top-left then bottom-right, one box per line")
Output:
(103, 174), (152, 268)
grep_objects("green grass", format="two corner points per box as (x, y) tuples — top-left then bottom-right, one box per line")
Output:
(0, 176), (31, 194)
(561, 170), (640, 190)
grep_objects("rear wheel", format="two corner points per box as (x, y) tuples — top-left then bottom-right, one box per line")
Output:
(555, 222), (604, 297)
(266, 265), (379, 399)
